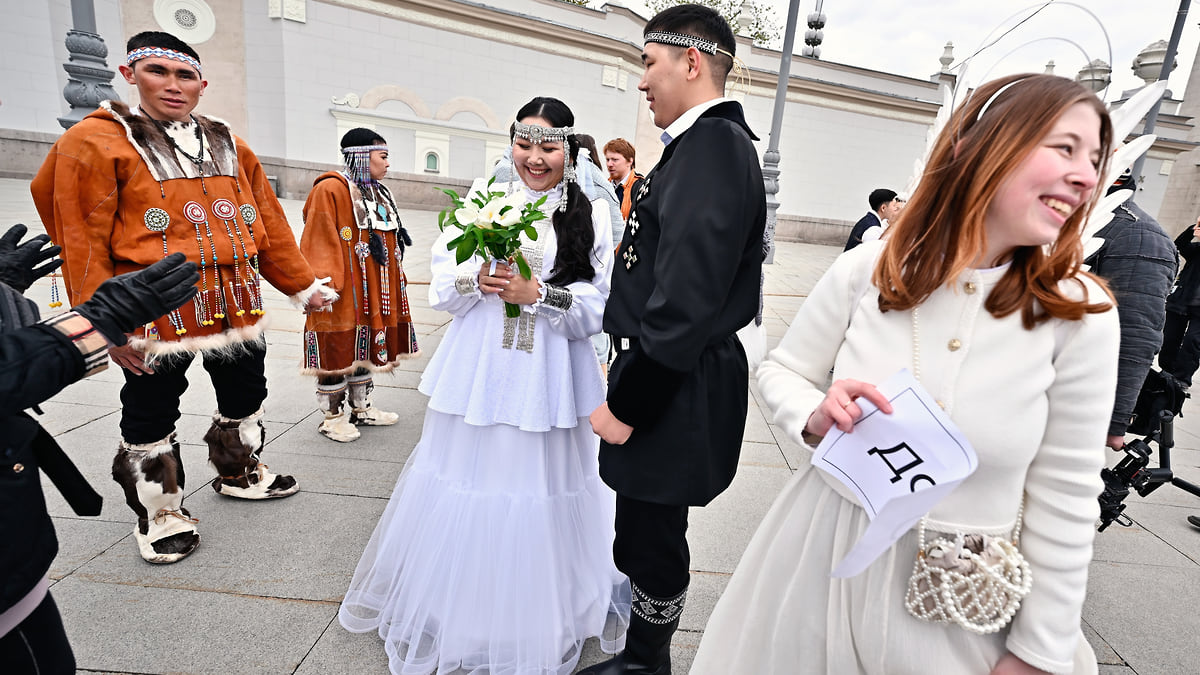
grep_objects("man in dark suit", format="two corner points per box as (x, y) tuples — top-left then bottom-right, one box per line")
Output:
(585, 5), (766, 674)
(844, 187), (901, 251)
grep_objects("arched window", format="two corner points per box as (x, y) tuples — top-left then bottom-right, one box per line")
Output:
(424, 152), (440, 173)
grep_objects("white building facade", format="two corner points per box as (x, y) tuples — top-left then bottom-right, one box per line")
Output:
(2, 0), (1193, 243)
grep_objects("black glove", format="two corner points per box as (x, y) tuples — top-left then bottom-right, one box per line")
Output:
(75, 253), (199, 345)
(0, 223), (63, 293)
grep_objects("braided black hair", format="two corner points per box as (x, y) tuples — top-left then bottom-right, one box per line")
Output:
(513, 97), (596, 286)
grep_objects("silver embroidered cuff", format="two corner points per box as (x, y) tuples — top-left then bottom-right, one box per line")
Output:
(539, 284), (573, 313)
(455, 271), (479, 296)
(631, 582), (687, 625)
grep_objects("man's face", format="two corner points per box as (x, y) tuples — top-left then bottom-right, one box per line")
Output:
(120, 56), (206, 122)
(605, 151), (633, 181)
(638, 42), (690, 129)
(881, 199), (902, 220)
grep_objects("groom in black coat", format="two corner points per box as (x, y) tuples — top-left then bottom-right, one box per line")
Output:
(586, 5), (766, 674)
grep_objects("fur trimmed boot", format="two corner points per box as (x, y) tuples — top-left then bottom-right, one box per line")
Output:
(112, 434), (201, 564)
(578, 582), (685, 675)
(348, 373), (399, 426)
(205, 408), (299, 499)
(316, 380), (360, 442)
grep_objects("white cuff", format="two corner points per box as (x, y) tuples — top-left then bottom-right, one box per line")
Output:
(289, 277), (339, 310)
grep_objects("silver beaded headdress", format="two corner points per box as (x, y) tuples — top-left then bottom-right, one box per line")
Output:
(512, 121), (574, 145)
(644, 31), (731, 59)
(341, 144), (388, 188)
(513, 122), (576, 212)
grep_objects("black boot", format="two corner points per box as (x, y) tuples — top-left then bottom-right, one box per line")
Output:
(578, 583), (686, 675)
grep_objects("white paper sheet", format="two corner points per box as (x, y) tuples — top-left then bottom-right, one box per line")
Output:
(810, 369), (978, 578)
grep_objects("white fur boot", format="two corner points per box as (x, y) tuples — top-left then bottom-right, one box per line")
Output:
(348, 373), (400, 426)
(205, 408), (299, 499)
(316, 380), (360, 442)
(112, 435), (201, 564)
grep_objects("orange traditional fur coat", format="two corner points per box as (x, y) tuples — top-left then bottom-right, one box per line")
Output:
(31, 101), (320, 357)
(299, 172), (418, 375)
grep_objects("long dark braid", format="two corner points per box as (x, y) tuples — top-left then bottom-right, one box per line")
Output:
(513, 97), (596, 286)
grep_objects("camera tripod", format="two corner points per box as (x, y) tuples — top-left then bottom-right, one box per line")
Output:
(1097, 409), (1200, 531)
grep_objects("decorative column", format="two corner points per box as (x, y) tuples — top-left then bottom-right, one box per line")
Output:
(58, 0), (120, 129)
(761, 0), (806, 264)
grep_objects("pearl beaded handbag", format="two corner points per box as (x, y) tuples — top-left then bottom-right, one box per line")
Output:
(904, 501), (1033, 634)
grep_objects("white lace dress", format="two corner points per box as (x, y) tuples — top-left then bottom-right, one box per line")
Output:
(339, 182), (629, 674)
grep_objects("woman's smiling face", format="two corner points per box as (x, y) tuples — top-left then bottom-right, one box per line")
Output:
(512, 116), (565, 192)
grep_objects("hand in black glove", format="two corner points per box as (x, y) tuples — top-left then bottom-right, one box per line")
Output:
(75, 253), (199, 345)
(0, 223), (63, 293)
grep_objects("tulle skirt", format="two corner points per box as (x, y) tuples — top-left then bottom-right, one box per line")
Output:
(339, 410), (630, 675)
(690, 461), (1097, 675)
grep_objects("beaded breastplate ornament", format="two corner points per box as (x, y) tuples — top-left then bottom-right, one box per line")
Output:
(145, 207), (187, 335)
(183, 200), (222, 326)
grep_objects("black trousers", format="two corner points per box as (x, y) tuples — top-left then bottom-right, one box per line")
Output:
(120, 340), (268, 444)
(0, 592), (75, 674)
(1161, 308), (1200, 387)
(613, 495), (690, 598)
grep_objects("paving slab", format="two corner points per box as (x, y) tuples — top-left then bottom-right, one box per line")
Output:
(1084, 561), (1200, 675)
(72, 490), (387, 603)
(54, 576), (336, 674)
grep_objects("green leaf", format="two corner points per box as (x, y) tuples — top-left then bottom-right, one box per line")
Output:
(514, 252), (532, 279)
(524, 225), (538, 240)
(446, 232), (467, 247)
(533, 195), (548, 208)
(455, 237), (475, 265)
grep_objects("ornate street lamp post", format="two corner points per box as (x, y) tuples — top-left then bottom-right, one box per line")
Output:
(761, 0), (808, 264)
(58, 0), (120, 129)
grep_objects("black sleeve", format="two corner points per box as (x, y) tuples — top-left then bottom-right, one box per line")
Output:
(1102, 227), (1179, 436)
(0, 323), (86, 414)
(607, 122), (761, 427)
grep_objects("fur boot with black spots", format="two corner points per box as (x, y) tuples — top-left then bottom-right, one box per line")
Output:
(205, 408), (299, 499)
(347, 373), (399, 426)
(112, 434), (200, 564)
(316, 379), (359, 442)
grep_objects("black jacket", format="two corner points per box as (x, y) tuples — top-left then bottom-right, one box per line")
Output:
(1, 286), (102, 614)
(1085, 199), (1178, 437)
(844, 211), (881, 251)
(1167, 224), (1200, 312)
(602, 101), (766, 506)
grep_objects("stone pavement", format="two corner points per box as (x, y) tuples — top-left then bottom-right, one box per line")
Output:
(3, 175), (1200, 674)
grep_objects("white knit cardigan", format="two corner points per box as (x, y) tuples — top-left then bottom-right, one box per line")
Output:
(758, 241), (1119, 672)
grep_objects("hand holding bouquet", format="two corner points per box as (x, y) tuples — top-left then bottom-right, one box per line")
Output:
(438, 178), (548, 317)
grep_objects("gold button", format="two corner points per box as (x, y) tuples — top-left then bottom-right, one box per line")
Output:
(964, 282), (977, 294)
(12, 463), (24, 474)
(936, 400), (946, 409)
(948, 339), (962, 351)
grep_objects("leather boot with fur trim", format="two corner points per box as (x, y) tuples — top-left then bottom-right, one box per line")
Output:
(348, 373), (400, 426)
(205, 408), (299, 499)
(112, 435), (201, 564)
(577, 583), (684, 675)
(316, 380), (360, 442)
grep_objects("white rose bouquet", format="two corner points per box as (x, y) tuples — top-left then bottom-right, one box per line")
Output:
(438, 178), (548, 317)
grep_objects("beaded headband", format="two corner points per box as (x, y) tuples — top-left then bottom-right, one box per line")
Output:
(513, 121), (574, 145)
(645, 31), (735, 61)
(341, 144), (388, 154)
(126, 46), (202, 75)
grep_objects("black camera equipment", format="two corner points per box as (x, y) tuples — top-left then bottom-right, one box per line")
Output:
(1098, 370), (1200, 531)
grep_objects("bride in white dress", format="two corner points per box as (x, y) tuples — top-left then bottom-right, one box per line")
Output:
(339, 96), (629, 675)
